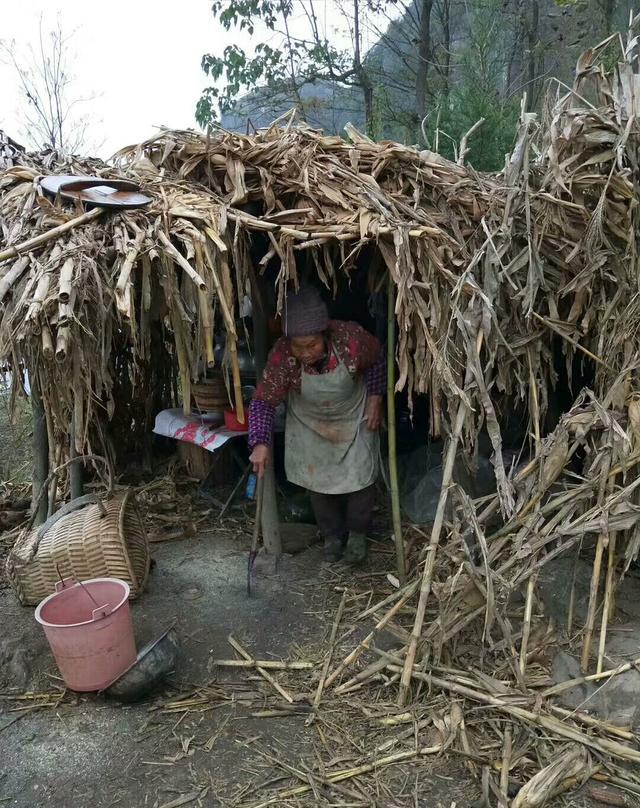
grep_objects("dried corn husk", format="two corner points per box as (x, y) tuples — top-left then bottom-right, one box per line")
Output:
(512, 745), (594, 807)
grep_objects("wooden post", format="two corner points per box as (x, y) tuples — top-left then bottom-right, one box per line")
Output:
(250, 269), (281, 556)
(31, 373), (49, 526)
(387, 275), (406, 584)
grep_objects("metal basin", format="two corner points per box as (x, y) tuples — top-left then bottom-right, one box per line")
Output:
(103, 625), (179, 702)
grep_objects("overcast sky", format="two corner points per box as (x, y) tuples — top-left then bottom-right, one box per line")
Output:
(0, 1), (385, 158)
(0, 0), (233, 157)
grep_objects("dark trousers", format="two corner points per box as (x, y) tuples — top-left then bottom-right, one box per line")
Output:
(309, 484), (375, 542)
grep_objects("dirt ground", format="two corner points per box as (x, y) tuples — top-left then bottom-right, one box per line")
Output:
(0, 529), (468, 808)
(0, 514), (610, 808)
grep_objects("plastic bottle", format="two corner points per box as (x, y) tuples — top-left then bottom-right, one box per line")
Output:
(246, 472), (257, 500)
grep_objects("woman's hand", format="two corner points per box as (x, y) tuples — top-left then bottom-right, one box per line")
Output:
(364, 394), (383, 431)
(249, 443), (270, 478)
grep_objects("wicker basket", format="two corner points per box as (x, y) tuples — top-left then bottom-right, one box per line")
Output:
(191, 376), (230, 413)
(6, 491), (150, 606)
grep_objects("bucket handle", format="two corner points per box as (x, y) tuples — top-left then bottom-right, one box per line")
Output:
(55, 577), (77, 593)
(92, 604), (110, 621)
(53, 578), (111, 619)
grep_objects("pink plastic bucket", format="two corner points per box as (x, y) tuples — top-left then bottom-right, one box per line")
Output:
(35, 577), (137, 692)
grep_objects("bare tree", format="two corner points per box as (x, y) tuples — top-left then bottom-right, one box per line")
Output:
(0, 19), (98, 155)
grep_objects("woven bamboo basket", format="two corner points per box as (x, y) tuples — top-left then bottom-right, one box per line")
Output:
(191, 376), (230, 413)
(6, 490), (150, 606)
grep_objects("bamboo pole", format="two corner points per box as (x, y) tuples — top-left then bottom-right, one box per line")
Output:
(210, 659), (312, 670)
(41, 325), (54, 360)
(203, 241), (244, 423)
(398, 359), (474, 706)
(58, 285), (76, 327)
(567, 551), (581, 635)
(597, 530), (617, 674)
(198, 289), (215, 365)
(227, 332), (245, 424)
(31, 373), (49, 527)
(387, 274), (406, 584)
(25, 270), (52, 332)
(528, 349), (541, 448)
(55, 327), (70, 363)
(0, 208), (102, 263)
(0, 255), (30, 301)
(57, 257), (74, 303)
(581, 467), (613, 673)
(171, 310), (191, 417)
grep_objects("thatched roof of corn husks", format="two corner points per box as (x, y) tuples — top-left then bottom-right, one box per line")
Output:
(0, 33), (639, 477)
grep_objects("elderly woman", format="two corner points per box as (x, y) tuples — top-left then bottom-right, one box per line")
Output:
(248, 286), (384, 563)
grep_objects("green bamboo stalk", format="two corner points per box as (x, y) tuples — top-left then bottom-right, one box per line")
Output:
(387, 275), (406, 584)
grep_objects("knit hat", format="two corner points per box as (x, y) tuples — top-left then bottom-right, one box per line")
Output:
(284, 286), (329, 337)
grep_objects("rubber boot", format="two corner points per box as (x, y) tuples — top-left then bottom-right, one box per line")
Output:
(343, 531), (368, 565)
(323, 536), (343, 563)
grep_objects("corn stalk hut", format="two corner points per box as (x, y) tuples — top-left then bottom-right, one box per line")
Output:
(2, 30), (640, 787)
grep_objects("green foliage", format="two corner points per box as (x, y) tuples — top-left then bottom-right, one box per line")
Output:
(426, 4), (519, 171)
(196, 0), (354, 127)
(436, 90), (519, 173)
(198, 42), (286, 123)
(198, 0), (621, 169)
(211, 0), (284, 33)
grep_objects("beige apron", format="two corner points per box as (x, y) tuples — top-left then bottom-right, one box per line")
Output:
(285, 352), (379, 494)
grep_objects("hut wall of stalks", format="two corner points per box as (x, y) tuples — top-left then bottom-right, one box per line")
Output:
(0, 35), (638, 485)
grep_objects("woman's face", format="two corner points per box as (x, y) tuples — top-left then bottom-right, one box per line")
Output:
(290, 334), (326, 366)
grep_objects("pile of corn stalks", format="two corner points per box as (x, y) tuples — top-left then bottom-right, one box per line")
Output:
(197, 390), (640, 806)
(289, 390), (640, 807)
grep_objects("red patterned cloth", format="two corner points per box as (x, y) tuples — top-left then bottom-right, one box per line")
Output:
(249, 320), (384, 448)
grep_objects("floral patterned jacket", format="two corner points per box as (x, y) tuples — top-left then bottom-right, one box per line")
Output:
(248, 320), (385, 448)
